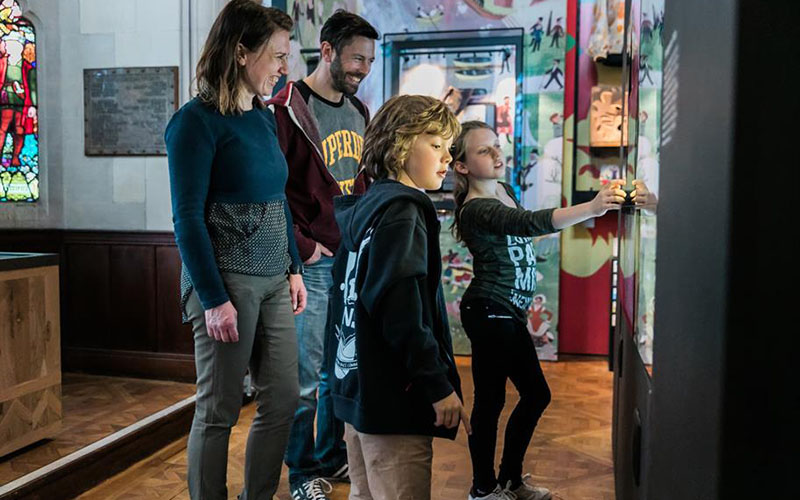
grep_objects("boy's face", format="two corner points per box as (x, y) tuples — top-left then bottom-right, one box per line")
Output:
(399, 133), (453, 191)
(455, 128), (504, 181)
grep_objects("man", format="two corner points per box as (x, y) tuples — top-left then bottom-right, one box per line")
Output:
(530, 17), (544, 53)
(543, 59), (563, 90)
(550, 16), (564, 48)
(268, 10), (378, 500)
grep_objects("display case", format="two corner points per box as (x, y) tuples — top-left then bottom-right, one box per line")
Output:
(383, 28), (524, 355)
(384, 28), (524, 202)
(613, 0), (664, 498)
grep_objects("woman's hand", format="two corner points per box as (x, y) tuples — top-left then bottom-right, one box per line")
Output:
(204, 301), (239, 343)
(589, 179), (627, 216)
(289, 273), (307, 315)
(432, 391), (472, 435)
(631, 179), (658, 212)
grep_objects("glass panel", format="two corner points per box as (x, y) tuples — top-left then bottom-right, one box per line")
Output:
(633, 0), (664, 373)
(0, 0), (38, 202)
(384, 29), (530, 356)
(617, 0), (663, 376)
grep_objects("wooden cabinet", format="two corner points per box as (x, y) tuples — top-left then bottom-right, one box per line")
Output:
(0, 253), (61, 458)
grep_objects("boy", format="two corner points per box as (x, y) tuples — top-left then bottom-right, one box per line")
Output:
(327, 95), (470, 499)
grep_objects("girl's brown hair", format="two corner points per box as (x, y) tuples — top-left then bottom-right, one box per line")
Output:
(195, 0), (292, 115)
(450, 120), (493, 240)
(361, 95), (461, 181)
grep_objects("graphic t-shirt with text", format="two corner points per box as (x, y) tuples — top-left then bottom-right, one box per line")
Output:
(301, 82), (366, 195)
(459, 183), (557, 323)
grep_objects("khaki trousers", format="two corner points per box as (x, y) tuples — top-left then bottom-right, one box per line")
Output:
(344, 423), (434, 500)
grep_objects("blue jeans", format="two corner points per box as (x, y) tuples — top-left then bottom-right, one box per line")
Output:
(285, 256), (347, 486)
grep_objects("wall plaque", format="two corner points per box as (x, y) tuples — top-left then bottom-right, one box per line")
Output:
(83, 66), (178, 156)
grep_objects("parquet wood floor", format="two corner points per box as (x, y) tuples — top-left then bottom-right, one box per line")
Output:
(0, 373), (195, 485)
(80, 358), (614, 500)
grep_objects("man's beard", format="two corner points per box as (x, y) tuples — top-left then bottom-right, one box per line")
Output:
(330, 56), (363, 95)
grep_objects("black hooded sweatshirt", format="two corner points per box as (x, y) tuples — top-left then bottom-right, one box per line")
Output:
(326, 179), (463, 439)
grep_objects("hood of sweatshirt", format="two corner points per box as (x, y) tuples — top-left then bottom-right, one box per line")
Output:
(334, 179), (437, 253)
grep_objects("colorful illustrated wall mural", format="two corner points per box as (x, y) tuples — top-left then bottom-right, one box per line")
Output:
(286, 0), (568, 360)
(0, 0), (38, 202)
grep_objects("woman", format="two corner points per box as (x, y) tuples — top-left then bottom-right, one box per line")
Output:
(165, 2), (305, 498)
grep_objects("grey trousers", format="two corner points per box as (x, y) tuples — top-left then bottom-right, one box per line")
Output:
(185, 272), (299, 500)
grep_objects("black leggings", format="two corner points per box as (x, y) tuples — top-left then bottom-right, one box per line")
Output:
(461, 298), (551, 492)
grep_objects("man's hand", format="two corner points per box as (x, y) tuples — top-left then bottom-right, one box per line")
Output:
(289, 273), (307, 315)
(204, 301), (239, 343)
(304, 242), (334, 265)
(432, 391), (472, 434)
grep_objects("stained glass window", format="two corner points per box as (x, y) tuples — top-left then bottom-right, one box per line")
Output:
(0, 0), (37, 202)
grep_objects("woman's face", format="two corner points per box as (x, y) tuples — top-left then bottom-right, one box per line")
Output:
(456, 128), (504, 180)
(239, 29), (290, 98)
(398, 133), (454, 191)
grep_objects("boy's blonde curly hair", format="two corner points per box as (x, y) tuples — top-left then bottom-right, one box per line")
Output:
(362, 95), (461, 180)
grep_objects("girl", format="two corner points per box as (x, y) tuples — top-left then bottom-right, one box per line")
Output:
(165, 2), (305, 498)
(451, 121), (626, 500)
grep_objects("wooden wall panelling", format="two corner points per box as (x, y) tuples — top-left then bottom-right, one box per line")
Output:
(2, 231), (196, 380)
(64, 244), (110, 349)
(109, 245), (158, 352)
(155, 246), (194, 355)
(60, 349), (196, 382)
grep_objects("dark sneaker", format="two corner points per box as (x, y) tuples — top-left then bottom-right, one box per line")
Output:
(320, 462), (349, 483)
(290, 478), (333, 500)
(504, 474), (552, 500)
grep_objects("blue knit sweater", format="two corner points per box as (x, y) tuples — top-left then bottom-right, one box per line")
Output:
(166, 98), (301, 310)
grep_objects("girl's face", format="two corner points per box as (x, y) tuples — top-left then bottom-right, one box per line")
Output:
(455, 128), (504, 180)
(398, 133), (454, 191)
(238, 29), (290, 98)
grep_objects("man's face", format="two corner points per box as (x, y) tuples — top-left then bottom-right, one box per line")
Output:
(329, 36), (375, 95)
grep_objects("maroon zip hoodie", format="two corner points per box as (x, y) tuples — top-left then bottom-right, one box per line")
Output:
(267, 81), (371, 261)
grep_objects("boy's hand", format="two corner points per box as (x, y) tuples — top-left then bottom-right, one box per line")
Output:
(432, 391), (472, 435)
(590, 179), (627, 216)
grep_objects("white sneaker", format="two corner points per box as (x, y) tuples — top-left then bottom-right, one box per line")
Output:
(504, 475), (552, 500)
(468, 485), (517, 500)
(290, 478), (333, 500)
(321, 462), (349, 483)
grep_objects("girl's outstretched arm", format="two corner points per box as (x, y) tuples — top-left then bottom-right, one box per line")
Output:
(552, 179), (626, 229)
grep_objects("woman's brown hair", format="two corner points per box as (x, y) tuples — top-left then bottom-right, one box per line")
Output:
(361, 95), (460, 181)
(450, 121), (493, 241)
(195, 0), (292, 115)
